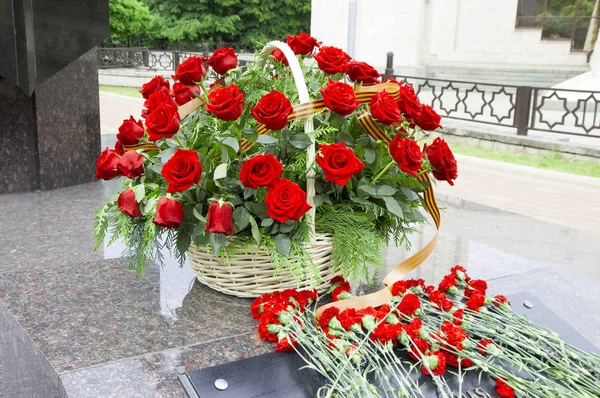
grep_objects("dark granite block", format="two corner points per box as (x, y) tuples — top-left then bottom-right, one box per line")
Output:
(0, 48), (101, 194)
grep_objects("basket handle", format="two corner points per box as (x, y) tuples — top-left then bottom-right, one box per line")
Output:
(256, 41), (316, 244)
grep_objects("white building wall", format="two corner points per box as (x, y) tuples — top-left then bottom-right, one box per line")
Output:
(311, 0), (589, 70)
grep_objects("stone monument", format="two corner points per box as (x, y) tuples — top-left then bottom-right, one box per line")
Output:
(0, 0), (109, 194)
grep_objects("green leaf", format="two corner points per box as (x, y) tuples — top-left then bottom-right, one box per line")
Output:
(364, 149), (376, 164)
(148, 163), (163, 174)
(377, 185), (397, 197)
(261, 218), (274, 227)
(193, 204), (205, 221)
(210, 233), (226, 255)
(233, 206), (251, 231)
(221, 136), (240, 153)
(192, 221), (206, 238)
(289, 134), (313, 149)
(192, 230), (210, 247)
(176, 232), (191, 255)
(242, 128), (256, 135)
(243, 188), (256, 199)
(358, 184), (376, 196)
(279, 221), (295, 233)
(328, 113), (345, 130)
(256, 134), (278, 144)
(157, 147), (176, 162)
(383, 196), (404, 218)
(213, 163), (228, 180)
(349, 192), (372, 205)
(274, 234), (292, 256)
(244, 202), (268, 218)
(132, 183), (145, 202)
(142, 196), (158, 215)
(248, 216), (261, 244)
(313, 194), (325, 208)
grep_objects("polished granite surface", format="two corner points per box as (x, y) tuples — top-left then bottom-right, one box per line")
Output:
(1, 153), (599, 396)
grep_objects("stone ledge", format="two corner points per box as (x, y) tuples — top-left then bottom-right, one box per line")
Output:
(436, 125), (600, 164)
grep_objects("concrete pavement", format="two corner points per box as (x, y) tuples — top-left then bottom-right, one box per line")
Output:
(99, 92), (600, 233)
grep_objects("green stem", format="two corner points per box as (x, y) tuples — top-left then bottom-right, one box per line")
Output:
(372, 160), (396, 183)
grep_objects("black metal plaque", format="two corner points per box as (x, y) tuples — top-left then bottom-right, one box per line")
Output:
(180, 292), (598, 397)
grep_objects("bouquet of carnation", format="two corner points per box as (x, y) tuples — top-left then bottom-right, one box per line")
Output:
(93, 33), (457, 296)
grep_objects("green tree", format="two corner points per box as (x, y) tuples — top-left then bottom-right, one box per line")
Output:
(109, 0), (154, 44)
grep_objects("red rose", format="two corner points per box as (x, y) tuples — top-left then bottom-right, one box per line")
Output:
(95, 147), (121, 180)
(371, 91), (402, 125)
(395, 80), (421, 118)
(117, 150), (144, 179)
(424, 137), (457, 185)
(153, 197), (184, 228)
(346, 61), (381, 84)
(117, 188), (141, 218)
(389, 135), (422, 176)
(208, 47), (238, 75)
(314, 46), (351, 74)
(239, 154), (283, 189)
(161, 149), (202, 192)
(286, 32), (320, 56)
(316, 142), (364, 186)
(172, 82), (200, 106)
(117, 116), (145, 146)
(250, 90), (293, 130)
(398, 293), (421, 316)
(412, 104), (441, 131)
(139, 75), (170, 100)
(496, 378), (515, 398)
(205, 201), (235, 235)
(146, 103), (181, 141)
(271, 49), (289, 66)
(142, 87), (177, 118)
(205, 84), (245, 121)
(320, 79), (359, 116)
(172, 55), (206, 85)
(264, 178), (312, 223)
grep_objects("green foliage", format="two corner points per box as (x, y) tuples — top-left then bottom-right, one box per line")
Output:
(142, 0), (311, 45)
(109, 0), (154, 42)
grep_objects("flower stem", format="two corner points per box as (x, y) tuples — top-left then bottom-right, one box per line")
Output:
(372, 160), (396, 184)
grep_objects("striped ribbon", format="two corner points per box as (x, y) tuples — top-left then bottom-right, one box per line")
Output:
(124, 80), (441, 311)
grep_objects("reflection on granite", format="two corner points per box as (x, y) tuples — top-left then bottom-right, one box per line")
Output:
(0, 260), (254, 373)
(1, 302), (67, 398)
(60, 333), (271, 398)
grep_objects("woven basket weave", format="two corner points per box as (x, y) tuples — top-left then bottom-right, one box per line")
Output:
(188, 41), (336, 298)
(188, 234), (335, 298)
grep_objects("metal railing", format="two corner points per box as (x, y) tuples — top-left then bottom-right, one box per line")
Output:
(383, 53), (600, 138)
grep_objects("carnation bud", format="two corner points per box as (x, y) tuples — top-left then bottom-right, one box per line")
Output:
(455, 270), (466, 281)
(408, 286), (423, 294)
(278, 312), (292, 326)
(337, 290), (353, 300)
(397, 330), (410, 347)
(328, 328), (345, 337)
(425, 354), (439, 371)
(386, 313), (399, 325)
(486, 344), (503, 357)
(362, 315), (376, 330)
(419, 329), (429, 340)
(350, 323), (363, 333)
(461, 339), (474, 350)
(447, 286), (461, 296)
(328, 316), (344, 331)
(267, 324), (282, 334)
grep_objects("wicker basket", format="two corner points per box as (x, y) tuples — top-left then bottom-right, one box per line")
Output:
(188, 41), (336, 298)
(188, 234), (336, 298)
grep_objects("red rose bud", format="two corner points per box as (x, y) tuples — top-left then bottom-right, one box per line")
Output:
(114, 141), (125, 156)
(412, 104), (441, 131)
(153, 197), (184, 228)
(316, 142), (364, 186)
(142, 87), (177, 118)
(320, 79), (359, 116)
(117, 116), (145, 146)
(286, 32), (321, 56)
(389, 135), (422, 176)
(172, 55), (206, 85)
(424, 137), (457, 186)
(117, 150), (144, 179)
(117, 188), (142, 218)
(205, 201), (235, 235)
(205, 84), (245, 121)
(146, 103), (181, 141)
(172, 82), (200, 106)
(265, 179), (311, 223)
(208, 47), (238, 75)
(250, 90), (293, 130)
(95, 147), (121, 180)
(139, 75), (170, 100)
(346, 61), (381, 84)
(270, 49), (289, 66)
(239, 153), (283, 189)
(161, 149), (202, 192)
(314, 46), (351, 74)
(370, 91), (402, 125)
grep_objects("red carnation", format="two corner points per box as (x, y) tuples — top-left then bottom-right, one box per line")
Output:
(452, 309), (464, 326)
(408, 337), (430, 360)
(338, 308), (362, 331)
(391, 280), (408, 296)
(403, 318), (423, 340)
(477, 338), (494, 356)
(465, 279), (488, 297)
(319, 307), (340, 331)
(251, 293), (272, 319)
(466, 292), (486, 312)
(398, 293), (421, 316)
(438, 274), (457, 293)
(275, 336), (298, 352)
(493, 295), (510, 307)
(371, 322), (402, 344)
(422, 351), (446, 376)
(496, 378), (515, 398)
(429, 290), (453, 312)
